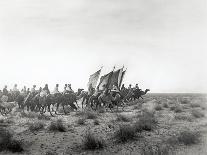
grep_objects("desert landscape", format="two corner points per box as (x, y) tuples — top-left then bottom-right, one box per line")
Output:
(0, 93), (207, 155)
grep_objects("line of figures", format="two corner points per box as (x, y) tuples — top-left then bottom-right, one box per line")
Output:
(0, 83), (150, 116)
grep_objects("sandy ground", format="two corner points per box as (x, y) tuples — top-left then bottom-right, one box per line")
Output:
(0, 93), (207, 155)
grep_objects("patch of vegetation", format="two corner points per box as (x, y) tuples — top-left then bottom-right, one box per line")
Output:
(98, 107), (105, 113)
(0, 127), (24, 152)
(85, 111), (98, 119)
(174, 105), (183, 113)
(77, 118), (86, 125)
(29, 121), (45, 132)
(20, 111), (37, 118)
(180, 99), (190, 104)
(163, 103), (169, 108)
(94, 119), (100, 125)
(177, 130), (201, 145)
(141, 143), (172, 155)
(154, 104), (163, 111)
(38, 114), (51, 120)
(115, 125), (136, 143)
(191, 109), (205, 118)
(116, 114), (131, 122)
(83, 131), (105, 150)
(133, 104), (142, 110)
(48, 119), (67, 132)
(174, 114), (193, 122)
(190, 103), (201, 108)
(45, 151), (58, 155)
(135, 110), (158, 132)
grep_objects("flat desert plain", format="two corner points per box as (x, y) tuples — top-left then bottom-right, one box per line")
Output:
(0, 93), (207, 155)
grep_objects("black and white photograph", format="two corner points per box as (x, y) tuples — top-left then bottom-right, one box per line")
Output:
(0, 0), (206, 154)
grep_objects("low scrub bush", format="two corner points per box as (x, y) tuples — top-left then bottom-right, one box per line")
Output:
(0, 127), (24, 152)
(83, 131), (105, 150)
(174, 114), (193, 122)
(135, 111), (158, 132)
(116, 114), (131, 122)
(174, 105), (183, 113)
(177, 130), (201, 145)
(180, 99), (190, 104)
(190, 103), (201, 108)
(115, 125), (136, 143)
(154, 104), (163, 111)
(20, 111), (37, 118)
(77, 118), (86, 125)
(141, 143), (172, 155)
(191, 109), (205, 118)
(85, 111), (98, 119)
(94, 119), (100, 125)
(29, 121), (45, 132)
(48, 119), (67, 132)
(163, 103), (169, 108)
(38, 114), (51, 120)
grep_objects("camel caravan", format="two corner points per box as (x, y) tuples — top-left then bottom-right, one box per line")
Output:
(0, 67), (150, 116)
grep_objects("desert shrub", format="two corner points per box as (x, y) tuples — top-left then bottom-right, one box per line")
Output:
(94, 119), (100, 125)
(135, 111), (158, 131)
(180, 99), (190, 104)
(48, 119), (67, 132)
(177, 130), (201, 145)
(0, 127), (24, 152)
(191, 109), (205, 118)
(77, 118), (86, 125)
(45, 151), (58, 155)
(38, 114), (51, 120)
(170, 106), (175, 111)
(116, 114), (131, 122)
(163, 103), (169, 108)
(141, 143), (172, 155)
(154, 104), (163, 111)
(134, 104), (142, 110)
(174, 114), (193, 122)
(98, 107), (105, 113)
(174, 105), (183, 113)
(190, 103), (201, 108)
(115, 125), (136, 143)
(20, 111), (37, 118)
(29, 121), (45, 132)
(85, 111), (98, 119)
(83, 131), (105, 150)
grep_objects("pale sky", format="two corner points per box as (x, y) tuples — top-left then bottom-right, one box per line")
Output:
(0, 0), (207, 93)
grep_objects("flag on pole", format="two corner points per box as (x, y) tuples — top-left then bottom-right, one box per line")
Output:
(87, 69), (102, 89)
(108, 69), (122, 89)
(119, 69), (126, 88)
(97, 71), (113, 91)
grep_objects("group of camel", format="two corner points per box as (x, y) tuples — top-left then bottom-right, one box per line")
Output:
(0, 87), (150, 116)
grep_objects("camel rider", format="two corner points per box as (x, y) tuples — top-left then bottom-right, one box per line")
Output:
(2, 85), (8, 96)
(13, 84), (19, 92)
(52, 84), (60, 96)
(31, 85), (36, 93)
(121, 84), (126, 91)
(26, 88), (30, 95)
(88, 83), (95, 96)
(67, 84), (74, 93)
(41, 84), (50, 97)
(63, 86), (67, 94)
(134, 84), (140, 90)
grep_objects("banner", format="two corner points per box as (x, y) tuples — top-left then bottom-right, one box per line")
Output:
(97, 71), (113, 91)
(87, 69), (101, 89)
(119, 70), (126, 88)
(108, 69), (121, 89)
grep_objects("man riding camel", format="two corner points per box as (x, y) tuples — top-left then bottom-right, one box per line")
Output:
(2, 85), (8, 96)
